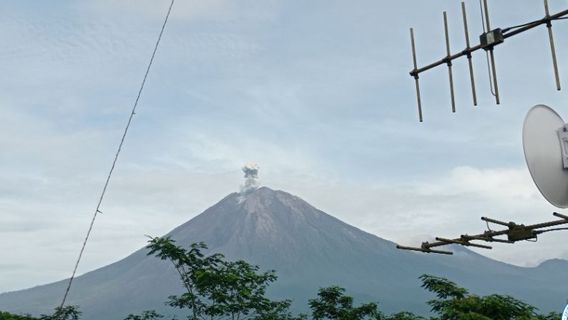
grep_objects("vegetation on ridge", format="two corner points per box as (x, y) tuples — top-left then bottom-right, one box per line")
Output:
(1, 237), (562, 320)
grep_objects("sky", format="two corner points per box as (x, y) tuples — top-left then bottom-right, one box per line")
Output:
(1, 0), (568, 292)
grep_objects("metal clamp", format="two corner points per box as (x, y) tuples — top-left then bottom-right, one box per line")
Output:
(557, 124), (568, 169)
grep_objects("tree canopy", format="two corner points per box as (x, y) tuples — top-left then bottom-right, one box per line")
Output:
(420, 274), (561, 320)
(146, 236), (299, 320)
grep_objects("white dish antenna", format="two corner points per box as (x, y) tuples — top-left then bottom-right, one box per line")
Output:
(523, 104), (568, 208)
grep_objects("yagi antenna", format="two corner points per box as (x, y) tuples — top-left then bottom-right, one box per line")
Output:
(410, 0), (568, 122)
(396, 212), (568, 255)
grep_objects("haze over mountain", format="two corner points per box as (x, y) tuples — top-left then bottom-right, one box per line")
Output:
(1, 187), (567, 319)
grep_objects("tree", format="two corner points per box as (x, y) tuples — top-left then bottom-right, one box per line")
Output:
(308, 286), (383, 320)
(39, 306), (81, 320)
(384, 312), (425, 320)
(123, 310), (164, 320)
(0, 306), (80, 320)
(0, 311), (37, 320)
(535, 312), (563, 320)
(419, 274), (559, 320)
(146, 236), (298, 320)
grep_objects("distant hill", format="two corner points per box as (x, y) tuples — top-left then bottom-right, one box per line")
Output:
(1, 187), (567, 319)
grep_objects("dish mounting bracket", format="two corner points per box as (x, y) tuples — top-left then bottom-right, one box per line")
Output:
(556, 124), (568, 169)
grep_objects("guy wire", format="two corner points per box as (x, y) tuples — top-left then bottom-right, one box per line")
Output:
(57, 0), (175, 312)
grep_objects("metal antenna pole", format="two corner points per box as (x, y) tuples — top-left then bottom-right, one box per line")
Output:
(483, 0), (500, 104)
(462, 2), (478, 106)
(544, 0), (561, 90)
(444, 12), (456, 113)
(489, 50), (500, 104)
(482, 0), (491, 31)
(410, 28), (423, 122)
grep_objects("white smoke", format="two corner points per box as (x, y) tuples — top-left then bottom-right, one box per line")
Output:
(240, 163), (260, 194)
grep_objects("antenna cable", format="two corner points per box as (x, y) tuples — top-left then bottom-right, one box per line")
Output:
(57, 0), (175, 311)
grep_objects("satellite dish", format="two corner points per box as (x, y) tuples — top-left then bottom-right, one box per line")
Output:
(523, 104), (568, 208)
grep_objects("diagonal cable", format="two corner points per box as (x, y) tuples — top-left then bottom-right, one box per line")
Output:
(58, 0), (175, 310)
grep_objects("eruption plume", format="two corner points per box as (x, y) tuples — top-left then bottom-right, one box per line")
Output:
(240, 163), (260, 194)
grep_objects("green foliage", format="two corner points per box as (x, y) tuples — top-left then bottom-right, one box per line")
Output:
(39, 306), (81, 320)
(419, 274), (554, 320)
(123, 310), (164, 320)
(419, 275), (467, 301)
(308, 286), (383, 320)
(306, 287), (424, 320)
(1, 306), (82, 320)
(0, 311), (38, 320)
(384, 312), (425, 320)
(253, 300), (307, 320)
(146, 236), (297, 320)
(535, 312), (563, 320)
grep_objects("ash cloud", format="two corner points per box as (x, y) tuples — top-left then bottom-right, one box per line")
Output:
(240, 163), (260, 194)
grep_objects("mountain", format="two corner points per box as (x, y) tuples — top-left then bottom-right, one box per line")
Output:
(1, 187), (567, 319)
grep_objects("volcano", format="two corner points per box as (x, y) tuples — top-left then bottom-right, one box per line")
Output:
(1, 187), (567, 319)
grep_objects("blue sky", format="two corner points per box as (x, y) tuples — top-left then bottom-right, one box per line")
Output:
(1, 0), (568, 292)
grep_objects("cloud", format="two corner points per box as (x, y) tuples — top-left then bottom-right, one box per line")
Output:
(83, 0), (281, 23)
(84, 0), (233, 21)
(420, 166), (539, 202)
(280, 165), (560, 268)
